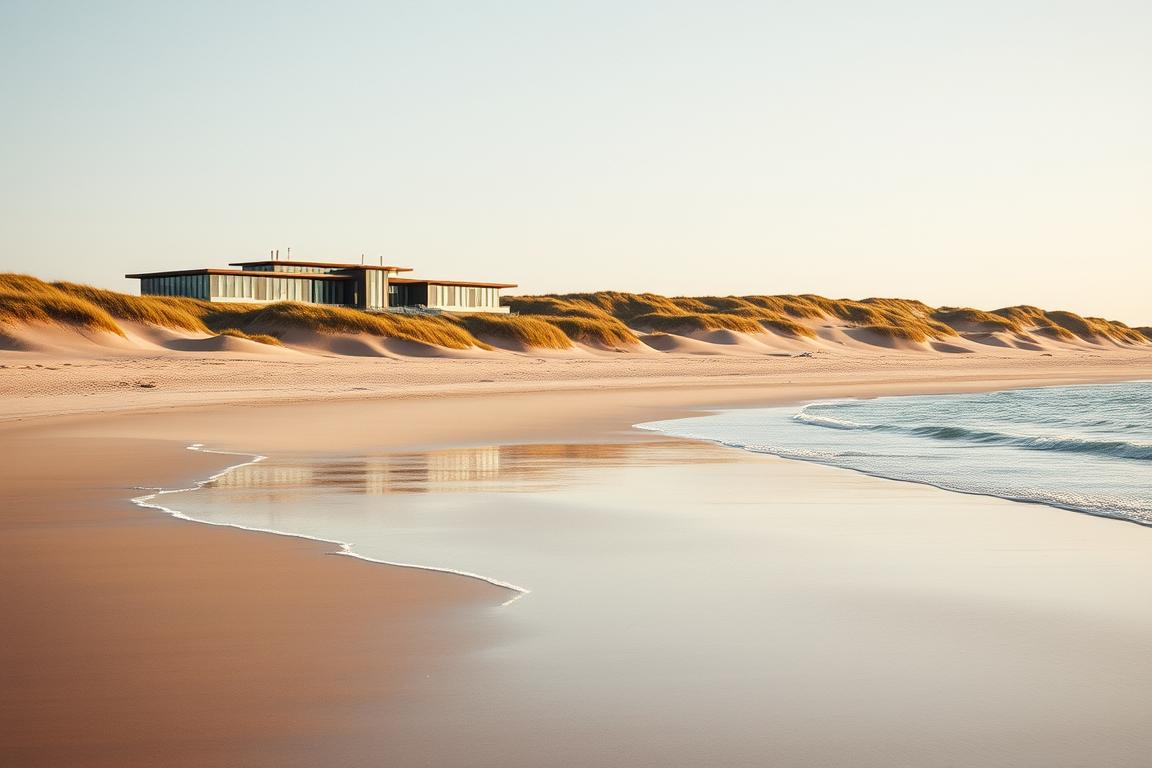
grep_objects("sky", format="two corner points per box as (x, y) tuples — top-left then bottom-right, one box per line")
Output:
(1, 1), (1149, 323)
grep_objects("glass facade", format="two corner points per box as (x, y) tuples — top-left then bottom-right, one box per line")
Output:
(427, 285), (500, 309)
(135, 267), (509, 312)
(209, 274), (350, 304)
(139, 274), (211, 300)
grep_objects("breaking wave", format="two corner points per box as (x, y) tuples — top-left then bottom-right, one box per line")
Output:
(639, 382), (1152, 526)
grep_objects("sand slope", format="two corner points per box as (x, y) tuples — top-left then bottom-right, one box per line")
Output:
(1, 310), (1145, 363)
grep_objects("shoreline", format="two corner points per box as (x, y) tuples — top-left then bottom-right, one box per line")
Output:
(134, 444), (532, 600)
(638, 381), (1152, 530)
(5, 357), (1152, 766)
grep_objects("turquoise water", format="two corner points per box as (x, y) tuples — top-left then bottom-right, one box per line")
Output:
(640, 382), (1152, 525)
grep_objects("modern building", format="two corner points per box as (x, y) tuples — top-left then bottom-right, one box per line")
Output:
(126, 258), (516, 313)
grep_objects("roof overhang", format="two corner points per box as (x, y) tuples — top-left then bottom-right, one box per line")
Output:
(228, 260), (414, 272)
(389, 278), (518, 289)
(126, 268), (352, 280)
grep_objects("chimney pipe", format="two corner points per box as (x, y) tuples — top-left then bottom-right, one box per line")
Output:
(286, 247), (290, 261)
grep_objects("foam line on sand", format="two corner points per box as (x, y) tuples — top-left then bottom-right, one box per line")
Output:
(130, 443), (530, 606)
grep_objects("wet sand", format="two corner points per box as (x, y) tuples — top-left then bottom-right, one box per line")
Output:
(4, 361), (1152, 766)
(0, 429), (500, 768)
(163, 438), (1152, 768)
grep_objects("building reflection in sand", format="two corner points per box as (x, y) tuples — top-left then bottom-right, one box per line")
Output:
(205, 440), (733, 501)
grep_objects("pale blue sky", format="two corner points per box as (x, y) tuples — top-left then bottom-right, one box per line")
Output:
(2, 1), (1149, 322)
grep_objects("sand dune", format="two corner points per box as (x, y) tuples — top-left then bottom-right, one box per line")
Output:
(1, 274), (1149, 362)
(0, 312), (1144, 362)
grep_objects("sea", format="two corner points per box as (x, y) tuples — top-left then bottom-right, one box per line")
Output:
(639, 381), (1152, 526)
(145, 381), (1152, 765)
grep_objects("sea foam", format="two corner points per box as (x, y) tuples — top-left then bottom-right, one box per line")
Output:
(640, 382), (1152, 526)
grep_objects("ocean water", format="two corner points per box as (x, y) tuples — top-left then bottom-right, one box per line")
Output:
(640, 382), (1152, 525)
(151, 393), (1152, 766)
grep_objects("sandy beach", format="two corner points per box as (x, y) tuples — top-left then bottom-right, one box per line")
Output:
(3, 350), (1152, 766)
(7, 0), (1151, 761)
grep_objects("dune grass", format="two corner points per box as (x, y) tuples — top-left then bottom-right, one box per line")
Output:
(233, 304), (485, 349)
(534, 316), (639, 347)
(554, 291), (687, 320)
(510, 289), (1152, 347)
(448, 313), (572, 349)
(740, 295), (829, 320)
(502, 295), (611, 319)
(1032, 324), (1078, 341)
(931, 308), (1020, 333)
(992, 305), (1046, 326)
(0, 274), (125, 336)
(857, 323), (932, 343)
(993, 305), (1144, 344)
(2, 274), (1148, 353)
(753, 315), (819, 338)
(215, 328), (284, 346)
(629, 312), (765, 334)
(1042, 310), (1146, 344)
(53, 282), (214, 332)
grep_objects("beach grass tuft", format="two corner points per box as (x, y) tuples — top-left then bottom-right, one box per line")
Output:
(858, 323), (932, 343)
(215, 328), (284, 346)
(0, 274), (126, 336)
(448, 313), (573, 349)
(233, 303), (485, 349)
(53, 281), (214, 332)
(932, 308), (1020, 333)
(535, 316), (639, 347)
(628, 312), (765, 334)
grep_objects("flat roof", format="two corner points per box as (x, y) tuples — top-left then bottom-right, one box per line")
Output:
(126, 268), (351, 280)
(228, 260), (414, 272)
(390, 277), (519, 289)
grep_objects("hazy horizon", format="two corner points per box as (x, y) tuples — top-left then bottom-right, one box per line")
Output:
(2, 1), (1149, 324)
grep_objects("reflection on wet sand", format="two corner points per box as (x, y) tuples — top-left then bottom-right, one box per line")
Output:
(163, 432), (1152, 768)
(207, 440), (736, 500)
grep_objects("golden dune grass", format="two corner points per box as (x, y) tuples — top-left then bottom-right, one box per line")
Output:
(673, 296), (750, 314)
(931, 308), (1020, 333)
(535, 316), (639, 347)
(2, 275), (1148, 352)
(1043, 311), (1146, 344)
(628, 312), (765, 334)
(992, 305), (1047, 326)
(502, 296), (611, 319)
(0, 275), (125, 336)
(448, 314), (572, 349)
(992, 305), (1143, 344)
(513, 290), (1151, 347)
(236, 304), (484, 349)
(557, 291), (686, 319)
(1032, 324), (1078, 341)
(720, 307), (818, 338)
(53, 281), (215, 333)
(753, 315), (819, 338)
(741, 295), (829, 320)
(857, 323), (932, 343)
(215, 328), (284, 346)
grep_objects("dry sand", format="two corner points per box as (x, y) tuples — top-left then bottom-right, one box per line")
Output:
(3, 347), (1152, 766)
